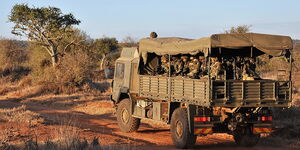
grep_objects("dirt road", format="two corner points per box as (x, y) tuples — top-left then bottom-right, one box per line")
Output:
(0, 93), (297, 149)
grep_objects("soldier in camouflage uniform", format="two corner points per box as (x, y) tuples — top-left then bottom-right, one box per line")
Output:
(242, 57), (259, 80)
(187, 56), (200, 79)
(224, 58), (234, 79)
(248, 58), (258, 78)
(242, 66), (254, 80)
(181, 56), (189, 76)
(172, 56), (183, 76)
(198, 56), (207, 77)
(210, 57), (222, 80)
(235, 56), (243, 80)
(160, 55), (170, 76)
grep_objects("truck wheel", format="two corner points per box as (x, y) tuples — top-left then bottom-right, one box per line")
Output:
(233, 127), (260, 147)
(171, 108), (197, 149)
(116, 99), (140, 133)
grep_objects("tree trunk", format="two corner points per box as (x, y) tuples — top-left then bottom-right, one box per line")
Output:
(100, 53), (107, 71)
(49, 45), (58, 67)
(51, 54), (58, 67)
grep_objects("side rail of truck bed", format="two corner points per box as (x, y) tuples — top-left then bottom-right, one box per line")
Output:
(138, 75), (291, 107)
(212, 80), (291, 107)
(139, 75), (210, 106)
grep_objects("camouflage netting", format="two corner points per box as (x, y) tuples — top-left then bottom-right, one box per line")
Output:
(139, 33), (293, 63)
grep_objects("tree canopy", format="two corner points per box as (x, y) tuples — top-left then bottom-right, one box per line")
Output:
(120, 36), (138, 47)
(93, 37), (118, 55)
(92, 37), (119, 70)
(225, 25), (252, 34)
(9, 4), (81, 66)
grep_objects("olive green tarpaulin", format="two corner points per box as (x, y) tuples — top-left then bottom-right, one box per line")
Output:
(139, 33), (293, 63)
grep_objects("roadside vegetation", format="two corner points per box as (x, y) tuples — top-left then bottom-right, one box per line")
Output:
(0, 4), (137, 149)
(1, 4), (138, 95)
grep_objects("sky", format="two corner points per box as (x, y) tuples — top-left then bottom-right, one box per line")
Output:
(0, 0), (300, 41)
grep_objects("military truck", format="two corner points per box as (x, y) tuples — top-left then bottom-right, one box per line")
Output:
(111, 33), (293, 149)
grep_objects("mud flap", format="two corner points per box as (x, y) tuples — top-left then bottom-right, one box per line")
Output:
(187, 105), (196, 134)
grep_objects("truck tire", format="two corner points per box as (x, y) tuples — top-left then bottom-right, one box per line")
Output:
(116, 99), (140, 133)
(233, 127), (260, 147)
(170, 108), (197, 149)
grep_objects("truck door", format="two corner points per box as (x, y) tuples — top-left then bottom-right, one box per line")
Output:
(112, 62), (125, 101)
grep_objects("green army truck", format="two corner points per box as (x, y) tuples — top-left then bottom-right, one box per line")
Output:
(111, 33), (293, 149)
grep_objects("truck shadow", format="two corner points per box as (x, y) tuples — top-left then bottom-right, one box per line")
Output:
(137, 129), (169, 133)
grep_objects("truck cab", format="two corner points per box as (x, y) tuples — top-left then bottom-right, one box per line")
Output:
(112, 47), (139, 103)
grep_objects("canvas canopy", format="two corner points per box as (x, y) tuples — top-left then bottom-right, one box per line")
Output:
(139, 33), (293, 63)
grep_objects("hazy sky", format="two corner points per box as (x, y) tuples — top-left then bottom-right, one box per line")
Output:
(1, 0), (300, 41)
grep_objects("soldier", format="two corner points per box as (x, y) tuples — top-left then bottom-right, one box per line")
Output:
(150, 32), (158, 38)
(210, 57), (222, 80)
(181, 56), (189, 76)
(160, 55), (169, 76)
(242, 66), (254, 80)
(224, 58), (234, 79)
(248, 58), (258, 77)
(198, 56), (207, 77)
(235, 56), (243, 80)
(243, 58), (259, 80)
(172, 56), (183, 76)
(187, 56), (200, 78)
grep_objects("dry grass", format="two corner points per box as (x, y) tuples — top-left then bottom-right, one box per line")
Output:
(293, 93), (300, 106)
(1, 128), (103, 150)
(0, 82), (18, 96)
(0, 105), (43, 124)
(0, 113), (104, 150)
(0, 105), (44, 149)
(72, 101), (114, 115)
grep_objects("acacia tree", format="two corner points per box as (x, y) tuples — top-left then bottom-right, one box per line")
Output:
(225, 25), (252, 34)
(9, 4), (80, 66)
(121, 36), (138, 47)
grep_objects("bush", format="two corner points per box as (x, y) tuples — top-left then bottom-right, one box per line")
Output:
(0, 39), (28, 69)
(257, 55), (290, 72)
(0, 39), (30, 82)
(30, 50), (96, 94)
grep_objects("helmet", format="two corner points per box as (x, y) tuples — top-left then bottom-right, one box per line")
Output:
(199, 56), (205, 60)
(249, 58), (255, 63)
(210, 57), (217, 62)
(181, 56), (188, 60)
(150, 32), (158, 38)
(161, 55), (167, 62)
